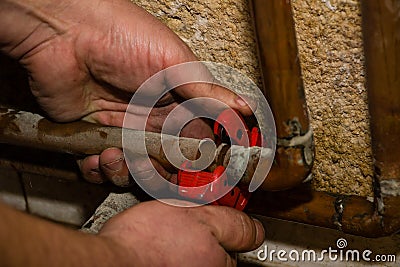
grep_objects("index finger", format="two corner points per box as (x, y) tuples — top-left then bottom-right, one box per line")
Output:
(165, 61), (255, 116)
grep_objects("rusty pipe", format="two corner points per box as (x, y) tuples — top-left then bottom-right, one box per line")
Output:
(247, 0), (400, 238)
(247, 183), (391, 238)
(0, 108), (273, 187)
(362, 0), (400, 231)
(0, 144), (80, 180)
(249, 0), (314, 191)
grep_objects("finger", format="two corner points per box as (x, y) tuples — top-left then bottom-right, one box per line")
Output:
(175, 83), (255, 117)
(99, 148), (130, 187)
(161, 62), (255, 116)
(82, 111), (126, 127)
(180, 118), (214, 140)
(128, 157), (175, 192)
(77, 155), (107, 184)
(191, 205), (265, 252)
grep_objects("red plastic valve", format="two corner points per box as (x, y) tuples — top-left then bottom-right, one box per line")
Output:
(177, 163), (251, 211)
(214, 109), (264, 147)
(177, 162), (227, 203)
(177, 109), (264, 211)
(214, 109), (250, 146)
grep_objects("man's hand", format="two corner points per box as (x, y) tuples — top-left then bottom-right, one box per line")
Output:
(1, 0), (253, 186)
(100, 200), (265, 267)
(0, 1), (264, 266)
(0, 201), (265, 267)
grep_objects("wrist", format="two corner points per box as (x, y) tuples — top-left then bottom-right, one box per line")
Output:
(81, 234), (132, 267)
(98, 232), (142, 267)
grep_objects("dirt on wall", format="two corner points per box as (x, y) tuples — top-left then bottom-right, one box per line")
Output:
(133, 0), (374, 197)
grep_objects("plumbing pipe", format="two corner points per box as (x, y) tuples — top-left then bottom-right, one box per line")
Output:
(0, 108), (273, 188)
(0, 143), (80, 180)
(246, 0), (400, 238)
(246, 183), (391, 238)
(361, 0), (400, 232)
(249, 0), (314, 191)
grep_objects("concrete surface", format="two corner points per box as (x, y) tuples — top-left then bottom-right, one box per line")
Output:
(0, 170), (110, 226)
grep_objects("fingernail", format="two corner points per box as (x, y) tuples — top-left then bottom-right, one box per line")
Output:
(236, 95), (248, 107)
(111, 176), (131, 187)
(236, 95), (257, 111)
(102, 157), (124, 172)
(252, 218), (265, 245)
(85, 168), (104, 184)
(132, 169), (156, 181)
(90, 167), (100, 173)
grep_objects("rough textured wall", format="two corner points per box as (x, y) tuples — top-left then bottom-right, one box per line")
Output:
(292, 0), (373, 196)
(133, 0), (373, 196)
(133, 0), (261, 85)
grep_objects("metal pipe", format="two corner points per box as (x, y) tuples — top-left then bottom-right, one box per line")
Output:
(0, 108), (272, 187)
(247, 183), (395, 237)
(246, 0), (400, 238)
(249, 0), (314, 191)
(361, 0), (400, 231)
(0, 158), (79, 180)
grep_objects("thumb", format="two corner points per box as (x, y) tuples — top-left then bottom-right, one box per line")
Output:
(191, 205), (265, 252)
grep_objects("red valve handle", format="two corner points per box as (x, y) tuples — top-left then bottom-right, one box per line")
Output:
(214, 109), (264, 147)
(214, 109), (250, 146)
(177, 163), (250, 211)
(177, 161), (227, 203)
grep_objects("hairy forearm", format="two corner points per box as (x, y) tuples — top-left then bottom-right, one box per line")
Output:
(0, 202), (123, 267)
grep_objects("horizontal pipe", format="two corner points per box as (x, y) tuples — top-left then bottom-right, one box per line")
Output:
(0, 143), (80, 180)
(246, 183), (399, 238)
(0, 108), (273, 188)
